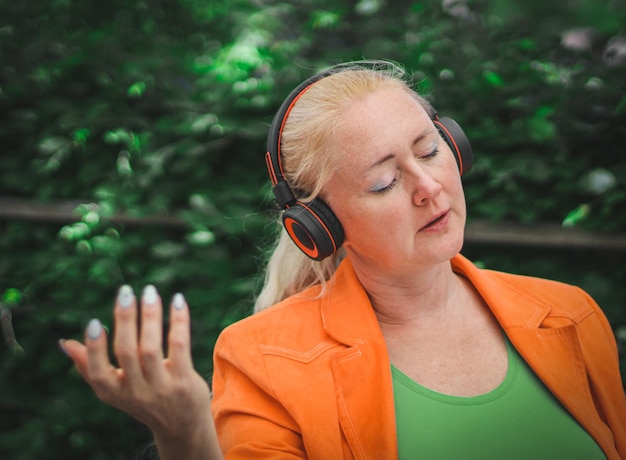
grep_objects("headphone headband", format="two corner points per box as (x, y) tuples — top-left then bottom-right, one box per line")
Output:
(265, 69), (337, 207)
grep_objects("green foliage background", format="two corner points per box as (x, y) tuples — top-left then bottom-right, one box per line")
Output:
(0, 0), (624, 458)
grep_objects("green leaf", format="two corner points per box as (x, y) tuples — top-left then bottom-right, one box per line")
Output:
(127, 81), (147, 97)
(2, 288), (22, 305)
(482, 70), (504, 87)
(562, 204), (591, 227)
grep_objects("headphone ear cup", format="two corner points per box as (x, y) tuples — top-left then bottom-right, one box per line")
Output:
(433, 117), (473, 176)
(282, 198), (344, 261)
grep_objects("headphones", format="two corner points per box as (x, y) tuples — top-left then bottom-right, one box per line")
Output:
(265, 65), (473, 261)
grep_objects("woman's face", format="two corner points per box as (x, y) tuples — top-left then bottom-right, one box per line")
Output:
(323, 86), (467, 276)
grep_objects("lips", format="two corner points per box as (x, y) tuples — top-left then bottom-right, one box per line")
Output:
(419, 210), (449, 231)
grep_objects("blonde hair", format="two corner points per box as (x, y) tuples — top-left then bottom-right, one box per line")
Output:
(254, 61), (433, 312)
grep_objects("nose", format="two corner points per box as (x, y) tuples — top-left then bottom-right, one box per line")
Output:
(410, 166), (442, 206)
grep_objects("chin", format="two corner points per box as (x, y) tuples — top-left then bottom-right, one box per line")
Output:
(422, 236), (464, 265)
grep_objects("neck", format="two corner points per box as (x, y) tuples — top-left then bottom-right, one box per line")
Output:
(351, 259), (464, 326)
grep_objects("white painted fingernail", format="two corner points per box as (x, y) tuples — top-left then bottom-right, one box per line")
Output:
(117, 285), (134, 308)
(58, 339), (69, 356)
(143, 285), (158, 305)
(86, 319), (102, 340)
(172, 293), (185, 311)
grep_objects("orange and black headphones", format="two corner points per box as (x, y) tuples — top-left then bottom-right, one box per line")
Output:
(265, 65), (473, 261)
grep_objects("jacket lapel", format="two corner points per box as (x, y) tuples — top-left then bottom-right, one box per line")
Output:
(505, 325), (610, 441)
(330, 340), (398, 459)
(452, 255), (615, 454)
(322, 258), (398, 459)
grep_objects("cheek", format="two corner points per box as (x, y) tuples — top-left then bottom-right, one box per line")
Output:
(440, 156), (466, 201)
(452, 174), (466, 207)
(338, 202), (403, 245)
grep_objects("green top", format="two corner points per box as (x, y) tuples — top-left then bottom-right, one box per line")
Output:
(392, 337), (606, 460)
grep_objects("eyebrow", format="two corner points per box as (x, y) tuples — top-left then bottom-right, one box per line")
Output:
(366, 130), (434, 170)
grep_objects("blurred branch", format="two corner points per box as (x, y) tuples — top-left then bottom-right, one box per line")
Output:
(2, 196), (626, 251)
(0, 196), (183, 228)
(464, 220), (626, 251)
(0, 303), (25, 356)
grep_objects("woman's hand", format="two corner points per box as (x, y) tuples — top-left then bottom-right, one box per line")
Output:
(60, 285), (223, 460)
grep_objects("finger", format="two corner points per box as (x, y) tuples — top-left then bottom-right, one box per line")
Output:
(84, 318), (119, 397)
(138, 285), (165, 382)
(112, 285), (143, 381)
(166, 292), (194, 373)
(60, 338), (89, 376)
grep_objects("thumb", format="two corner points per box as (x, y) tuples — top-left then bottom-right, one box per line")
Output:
(59, 338), (89, 377)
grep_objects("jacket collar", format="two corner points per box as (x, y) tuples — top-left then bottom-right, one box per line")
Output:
(320, 256), (383, 345)
(320, 253), (552, 340)
(450, 254), (552, 329)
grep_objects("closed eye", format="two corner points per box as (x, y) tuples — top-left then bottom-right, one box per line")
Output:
(368, 145), (438, 194)
(420, 147), (440, 159)
(370, 176), (398, 194)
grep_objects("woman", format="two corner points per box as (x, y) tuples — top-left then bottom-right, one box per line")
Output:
(61, 61), (626, 459)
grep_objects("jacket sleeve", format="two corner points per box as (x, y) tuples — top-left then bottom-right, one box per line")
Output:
(210, 325), (306, 459)
(576, 287), (626, 458)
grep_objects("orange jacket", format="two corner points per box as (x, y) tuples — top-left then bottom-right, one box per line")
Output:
(212, 254), (626, 459)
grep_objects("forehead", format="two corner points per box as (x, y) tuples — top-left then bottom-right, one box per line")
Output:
(331, 87), (433, 167)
